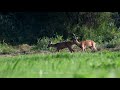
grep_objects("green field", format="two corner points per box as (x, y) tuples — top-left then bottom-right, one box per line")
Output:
(0, 51), (120, 78)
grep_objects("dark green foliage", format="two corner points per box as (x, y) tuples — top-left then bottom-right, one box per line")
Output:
(35, 35), (63, 51)
(0, 12), (120, 45)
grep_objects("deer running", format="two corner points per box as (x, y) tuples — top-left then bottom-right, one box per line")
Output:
(47, 40), (75, 53)
(72, 34), (97, 51)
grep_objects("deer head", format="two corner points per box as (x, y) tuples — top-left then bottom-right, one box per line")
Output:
(47, 41), (52, 48)
(72, 33), (78, 41)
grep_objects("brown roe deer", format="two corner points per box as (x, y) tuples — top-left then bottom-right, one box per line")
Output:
(72, 34), (97, 51)
(47, 40), (75, 53)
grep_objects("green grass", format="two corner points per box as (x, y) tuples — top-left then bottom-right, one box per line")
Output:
(0, 51), (120, 78)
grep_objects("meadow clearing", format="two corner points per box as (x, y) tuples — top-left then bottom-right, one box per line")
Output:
(0, 50), (120, 78)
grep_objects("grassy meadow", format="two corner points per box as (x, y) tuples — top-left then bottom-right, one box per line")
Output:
(0, 51), (120, 78)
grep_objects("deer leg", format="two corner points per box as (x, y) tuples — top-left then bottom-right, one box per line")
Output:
(90, 45), (97, 51)
(92, 43), (97, 51)
(93, 46), (97, 51)
(68, 47), (74, 53)
(81, 46), (86, 51)
(81, 47), (84, 51)
(71, 48), (75, 52)
(90, 46), (93, 51)
(57, 49), (60, 52)
(56, 48), (59, 52)
(71, 46), (75, 52)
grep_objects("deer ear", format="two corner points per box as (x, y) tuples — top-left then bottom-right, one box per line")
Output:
(72, 33), (77, 38)
(72, 33), (75, 36)
(76, 37), (78, 39)
(49, 41), (52, 44)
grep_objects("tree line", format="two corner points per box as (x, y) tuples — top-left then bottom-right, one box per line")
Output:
(0, 12), (120, 45)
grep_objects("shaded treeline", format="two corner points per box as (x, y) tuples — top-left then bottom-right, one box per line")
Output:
(0, 12), (120, 45)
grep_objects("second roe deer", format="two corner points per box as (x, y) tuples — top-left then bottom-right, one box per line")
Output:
(47, 40), (75, 53)
(72, 34), (97, 51)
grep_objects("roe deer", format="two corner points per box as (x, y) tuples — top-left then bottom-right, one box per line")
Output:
(72, 34), (97, 51)
(47, 40), (75, 53)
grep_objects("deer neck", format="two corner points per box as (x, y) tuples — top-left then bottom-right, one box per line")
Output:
(50, 44), (56, 47)
(74, 40), (80, 46)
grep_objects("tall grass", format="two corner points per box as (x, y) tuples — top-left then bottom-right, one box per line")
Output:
(0, 51), (120, 78)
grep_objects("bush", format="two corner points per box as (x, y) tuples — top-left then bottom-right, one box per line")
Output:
(35, 35), (64, 51)
(0, 42), (16, 54)
(18, 44), (32, 53)
(69, 19), (120, 44)
(104, 34), (120, 48)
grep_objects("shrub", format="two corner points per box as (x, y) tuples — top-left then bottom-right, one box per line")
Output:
(35, 35), (64, 51)
(18, 44), (32, 53)
(0, 42), (16, 54)
(104, 34), (120, 48)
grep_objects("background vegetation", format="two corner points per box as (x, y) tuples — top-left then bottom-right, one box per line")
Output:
(0, 12), (120, 45)
(0, 12), (120, 78)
